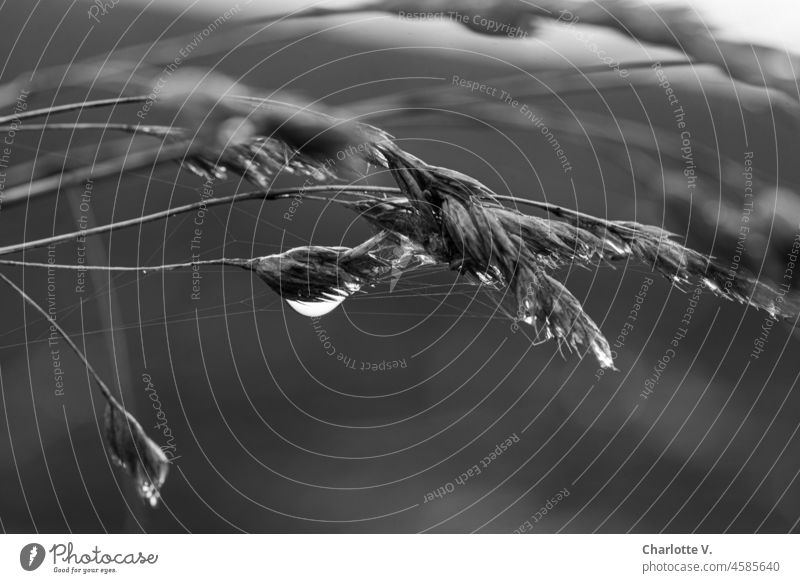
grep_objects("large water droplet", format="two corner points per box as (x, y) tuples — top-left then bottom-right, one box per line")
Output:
(384, 234), (436, 292)
(475, 271), (495, 285)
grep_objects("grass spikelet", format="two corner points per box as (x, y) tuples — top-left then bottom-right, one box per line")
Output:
(0, 272), (172, 508)
(615, 222), (797, 320)
(4, 66), (797, 369)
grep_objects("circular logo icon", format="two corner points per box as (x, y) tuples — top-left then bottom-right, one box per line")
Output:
(20, 543), (46, 571)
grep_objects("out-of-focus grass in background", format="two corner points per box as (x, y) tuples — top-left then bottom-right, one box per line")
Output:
(0, 0), (799, 533)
